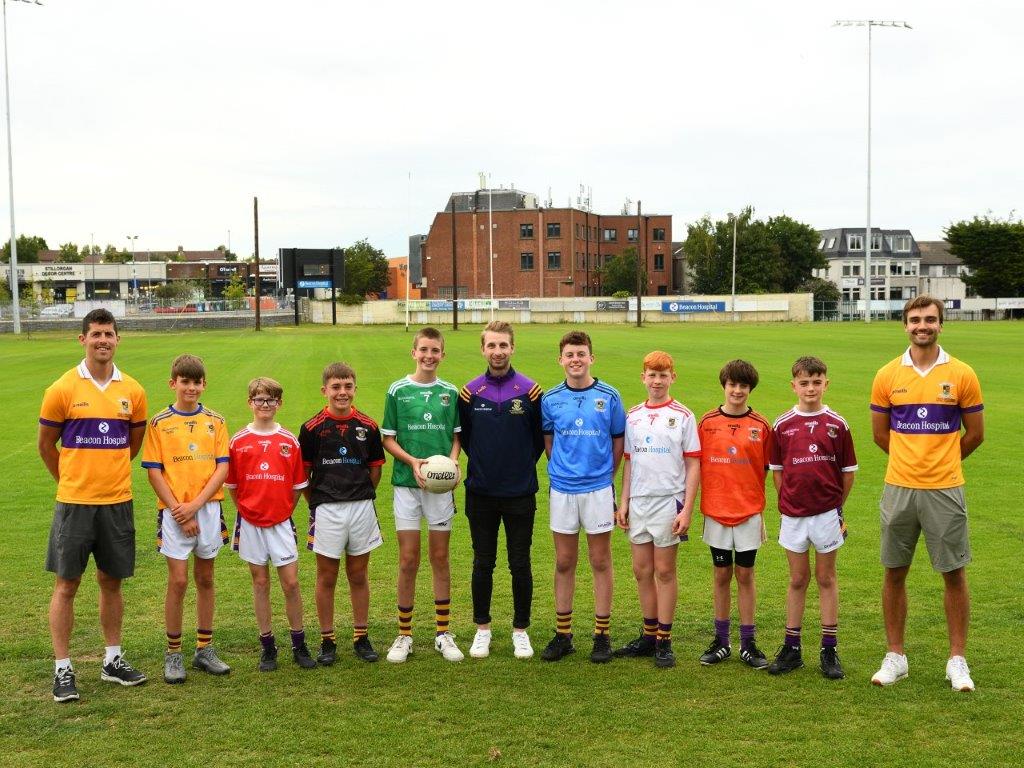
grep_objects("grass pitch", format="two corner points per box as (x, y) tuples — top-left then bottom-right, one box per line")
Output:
(0, 320), (1021, 768)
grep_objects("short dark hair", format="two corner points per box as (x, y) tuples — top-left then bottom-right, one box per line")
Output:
(481, 320), (514, 346)
(413, 326), (444, 349)
(559, 330), (592, 354)
(82, 308), (117, 335)
(719, 359), (759, 390)
(171, 354), (206, 381)
(322, 362), (356, 385)
(902, 294), (944, 324)
(791, 356), (827, 377)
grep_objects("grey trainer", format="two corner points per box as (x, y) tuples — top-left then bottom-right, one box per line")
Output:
(163, 652), (186, 684)
(192, 645), (231, 675)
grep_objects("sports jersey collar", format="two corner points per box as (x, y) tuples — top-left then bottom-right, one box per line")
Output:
(246, 423), (282, 436)
(792, 405), (830, 417)
(484, 366), (516, 383)
(718, 406), (752, 419)
(169, 403), (204, 416)
(404, 375), (440, 388)
(321, 405), (359, 421)
(643, 398), (676, 409)
(900, 345), (949, 375)
(563, 377), (599, 392)
(77, 359), (122, 390)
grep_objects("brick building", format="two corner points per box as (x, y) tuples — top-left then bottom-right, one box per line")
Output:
(420, 189), (672, 298)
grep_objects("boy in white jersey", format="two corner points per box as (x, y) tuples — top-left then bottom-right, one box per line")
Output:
(614, 351), (701, 668)
(381, 327), (464, 663)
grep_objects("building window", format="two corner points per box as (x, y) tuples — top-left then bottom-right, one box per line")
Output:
(848, 234), (863, 250)
(603, 228), (617, 242)
(818, 238), (826, 250)
(842, 288), (861, 301)
(842, 263), (862, 277)
(653, 253), (664, 271)
(578, 253), (586, 269)
(872, 234), (883, 251)
(520, 223), (534, 239)
(520, 252), (534, 270)
(889, 287), (904, 300)
(653, 228), (666, 242)
(893, 235), (911, 252)
(547, 251), (561, 270)
(627, 228), (639, 242)
(547, 222), (561, 238)
(871, 262), (886, 277)
(905, 261), (918, 276)
(889, 262), (904, 276)
(575, 224), (581, 238)
(827, 237), (836, 248)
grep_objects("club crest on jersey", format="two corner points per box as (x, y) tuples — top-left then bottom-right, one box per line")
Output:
(939, 382), (954, 400)
(440, 393), (451, 407)
(827, 424), (838, 439)
(594, 398), (606, 412)
(355, 426), (368, 441)
(510, 399), (524, 415)
(748, 427), (761, 442)
(119, 398), (130, 415)
(667, 417), (678, 428)
(207, 423), (215, 435)
(280, 443), (291, 457)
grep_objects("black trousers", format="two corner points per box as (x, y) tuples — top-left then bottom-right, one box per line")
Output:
(465, 491), (536, 629)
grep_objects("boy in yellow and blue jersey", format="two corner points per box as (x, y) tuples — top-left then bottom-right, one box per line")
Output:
(142, 354), (231, 684)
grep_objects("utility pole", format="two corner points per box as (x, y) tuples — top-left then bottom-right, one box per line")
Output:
(253, 196), (261, 332)
(635, 200), (643, 328)
(450, 199), (458, 330)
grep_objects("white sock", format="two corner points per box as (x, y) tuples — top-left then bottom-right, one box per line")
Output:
(55, 658), (72, 673)
(104, 645), (122, 664)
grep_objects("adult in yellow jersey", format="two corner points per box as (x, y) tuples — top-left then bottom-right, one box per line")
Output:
(38, 309), (149, 703)
(869, 295), (984, 692)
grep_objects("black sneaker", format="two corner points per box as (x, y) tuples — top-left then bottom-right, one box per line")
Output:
(52, 667), (79, 703)
(654, 640), (676, 669)
(613, 631), (657, 658)
(820, 646), (845, 680)
(699, 637), (732, 665)
(590, 634), (613, 664)
(100, 654), (147, 687)
(353, 636), (379, 663)
(258, 645), (278, 672)
(316, 639), (337, 666)
(767, 644), (804, 675)
(293, 643), (317, 669)
(540, 632), (575, 661)
(739, 642), (769, 670)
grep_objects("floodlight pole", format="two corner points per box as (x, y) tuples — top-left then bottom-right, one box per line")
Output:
(488, 177), (494, 320)
(835, 19), (911, 322)
(731, 212), (738, 322)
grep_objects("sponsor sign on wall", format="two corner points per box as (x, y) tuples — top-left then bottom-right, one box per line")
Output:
(661, 301), (726, 313)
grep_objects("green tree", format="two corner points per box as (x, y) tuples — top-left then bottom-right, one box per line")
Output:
(20, 282), (39, 315)
(223, 272), (248, 309)
(603, 246), (645, 295)
(944, 215), (1024, 297)
(0, 274), (11, 301)
(340, 239), (389, 299)
(216, 245), (238, 262)
(683, 216), (718, 294)
(798, 276), (841, 304)
(102, 245), (132, 264)
(767, 215), (826, 291)
(80, 244), (101, 261)
(57, 243), (83, 263)
(1, 234), (47, 264)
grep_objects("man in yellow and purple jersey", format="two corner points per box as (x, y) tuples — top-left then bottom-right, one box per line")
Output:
(38, 309), (148, 702)
(869, 295), (984, 692)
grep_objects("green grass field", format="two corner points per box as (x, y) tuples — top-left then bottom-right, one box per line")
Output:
(1, 321), (1021, 768)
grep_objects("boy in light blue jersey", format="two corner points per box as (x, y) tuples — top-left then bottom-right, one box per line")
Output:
(540, 330), (626, 663)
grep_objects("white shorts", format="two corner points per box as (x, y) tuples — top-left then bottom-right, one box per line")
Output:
(550, 486), (615, 536)
(309, 500), (384, 558)
(158, 501), (227, 560)
(778, 509), (846, 554)
(702, 514), (764, 553)
(233, 516), (299, 567)
(393, 486), (455, 532)
(628, 495), (683, 548)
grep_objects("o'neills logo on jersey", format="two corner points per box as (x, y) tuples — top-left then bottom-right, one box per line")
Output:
(280, 443), (291, 457)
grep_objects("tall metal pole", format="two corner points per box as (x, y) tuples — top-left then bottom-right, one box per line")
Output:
(731, 213), (738, 322)
(450, 199), (458, 330)
(635, 200), (642, 328)
(253, 196), (261, 331)
(126, 235), (138, 298)
(3, 0), (20, 332)
(487, 177), (494, 320)
(405, 171), (411, 332)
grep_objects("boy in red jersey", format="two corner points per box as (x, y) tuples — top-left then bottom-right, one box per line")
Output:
(696, 360), (773, 670)
(226, 377), (313, 671)
(768, 357), (857, 680)
(299, 363), (386, 666)
(614, 351), (701, 669)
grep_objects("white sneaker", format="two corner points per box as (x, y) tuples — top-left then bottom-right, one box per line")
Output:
(386, 635), (413, 664)
(469, 629), (492, 659)
(434, 632), (465, 662)
(871, 652), (909, 686)
(512, 630), (534, 659)
(946, 655), (975, 692)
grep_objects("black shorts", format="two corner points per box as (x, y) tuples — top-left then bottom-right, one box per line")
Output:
(710, 545), (757, 569)
(45, 501), (136, 580)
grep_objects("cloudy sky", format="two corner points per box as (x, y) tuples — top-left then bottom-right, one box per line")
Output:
(5, 0), (1021, 258)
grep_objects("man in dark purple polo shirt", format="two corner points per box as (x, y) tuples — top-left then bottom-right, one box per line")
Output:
(457, 321), (545, 660)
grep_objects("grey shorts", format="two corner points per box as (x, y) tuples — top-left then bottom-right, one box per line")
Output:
(879, 484), (971, 573)
(45, 501), (136, 580)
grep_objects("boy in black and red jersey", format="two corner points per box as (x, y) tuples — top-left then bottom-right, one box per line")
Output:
(767, 356), (857, 680)
(226, 377), (312, 672)
(299, 362), (386, 666)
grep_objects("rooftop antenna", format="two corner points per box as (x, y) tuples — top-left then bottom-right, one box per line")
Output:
(477, 171), (487, 190)
(622, 197), (632, 215)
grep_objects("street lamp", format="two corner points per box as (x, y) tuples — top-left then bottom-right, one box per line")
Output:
(835, 19), (911, 322)
(3, 0), (42, 334)
(126, 234), (138, 298)
(729, 212), (738, 322)
(479, 171), (495, 320)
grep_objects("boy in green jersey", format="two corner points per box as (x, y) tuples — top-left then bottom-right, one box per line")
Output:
(381, 327), (464, 663)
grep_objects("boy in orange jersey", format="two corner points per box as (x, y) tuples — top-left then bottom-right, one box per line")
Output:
(142, 354), (231, 684)
(299, 362), (386, 666)
(696, 360), (773, 669)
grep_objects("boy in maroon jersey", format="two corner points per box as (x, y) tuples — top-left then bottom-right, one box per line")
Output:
(767, 357), (857, 680)
(226, 377), (313, 671)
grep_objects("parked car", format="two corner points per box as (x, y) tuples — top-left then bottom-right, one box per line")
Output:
(40, 304), (74, 318)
